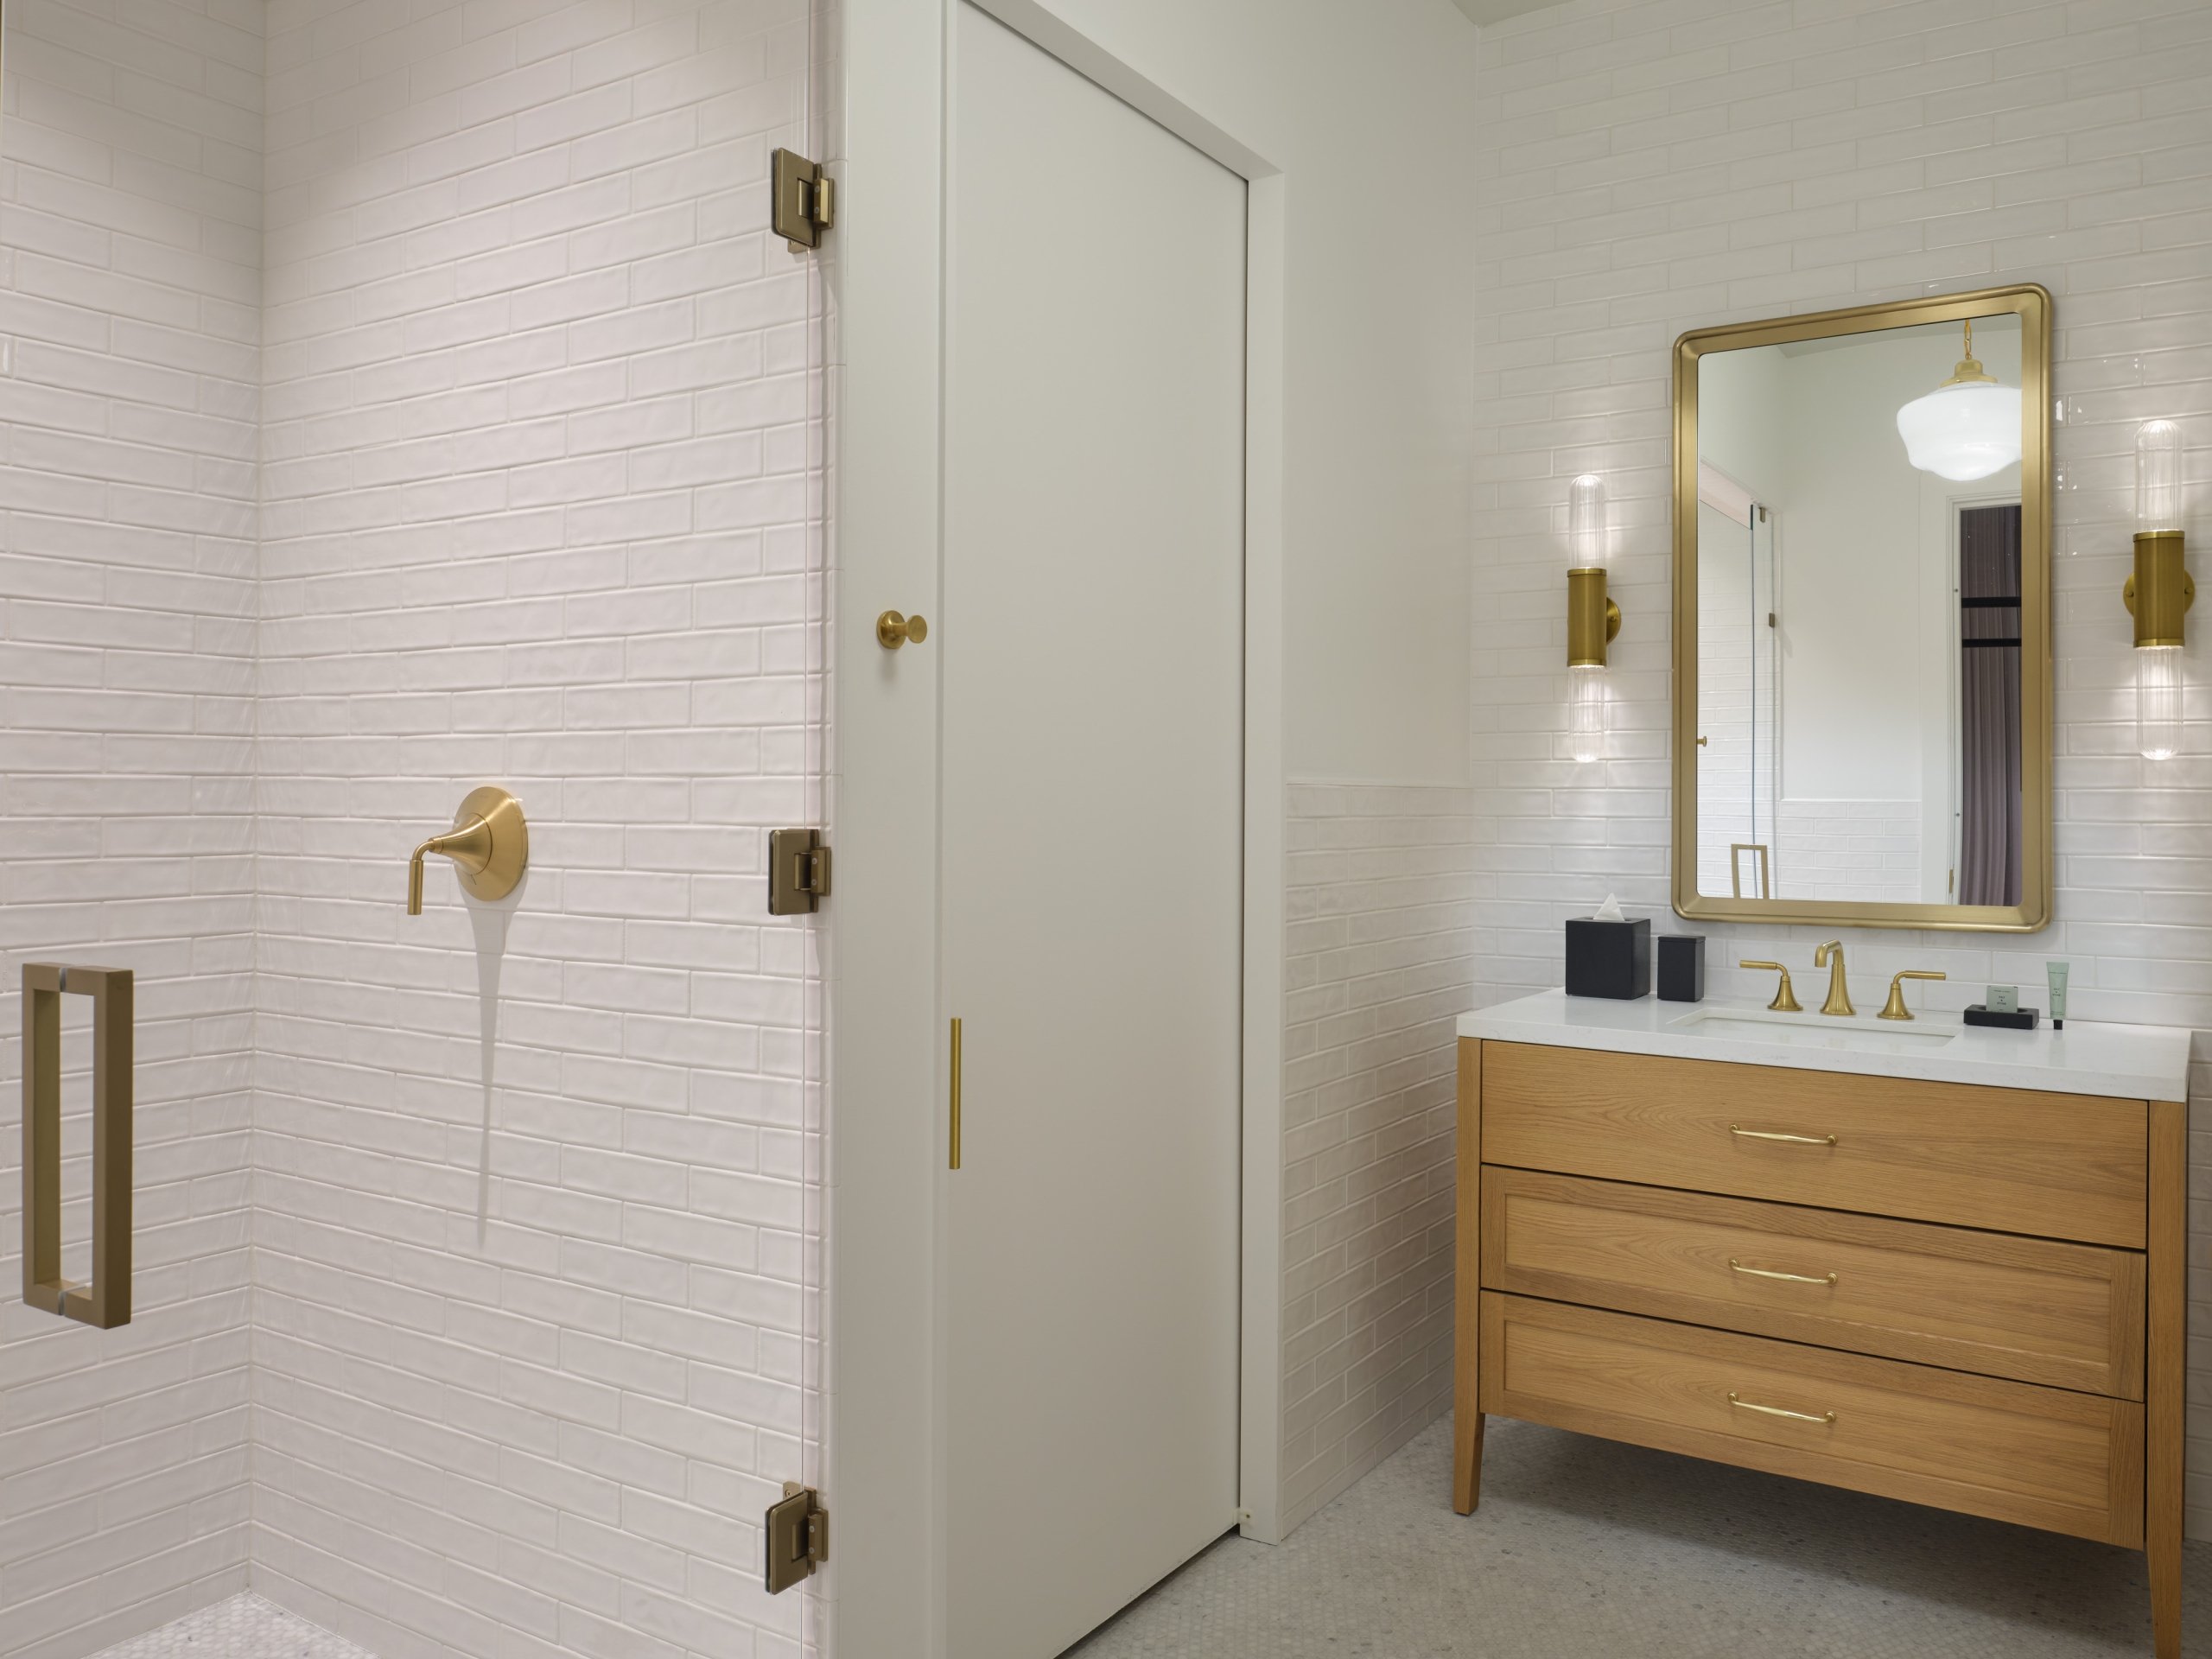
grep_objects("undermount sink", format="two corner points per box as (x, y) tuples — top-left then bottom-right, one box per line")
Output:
(1668, 1004), (1960, 1055)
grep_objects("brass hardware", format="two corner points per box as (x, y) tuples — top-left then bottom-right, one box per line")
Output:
(22, 963), (133, 1330)
(1879, 969), (1948, 1021)
(763, 1482), (830, 1593)
(949, 1017), (963, 1172)
(408, 787), (527, 914)
(1729, 842), (1770, 900)
(771, 149), (834, 251)
(1730, 1124), (1838, 1147)
(2124, 531), (2193, 648)
(1672, 284), (2054, 934)
(768, 828), (833, 916)
(1730, 1257), (1839, 1287)
(1738, 960), (1801, 1014)
(1566, 567), (1622, 668)
(1936, 316), (1997, 390)
(875, 609), (928, 650)
(1814, 940), (1853, 1016)
(1727, 1391), (1835, 1426)
(1697, 735), (1709, 747)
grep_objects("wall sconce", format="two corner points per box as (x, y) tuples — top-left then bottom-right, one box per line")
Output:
(1566, 474), (1619, 764)
(2126, 420), (2190, 761)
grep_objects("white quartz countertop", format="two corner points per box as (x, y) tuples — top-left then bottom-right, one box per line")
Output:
(1458, 989), (2191, 1103)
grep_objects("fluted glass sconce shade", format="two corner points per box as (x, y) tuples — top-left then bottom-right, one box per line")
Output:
(2137, 419), (2182, 533)
(1568, 664), (1606, 764)
(2137, 646), (2183, 762)
(1896, 319), (2023, 482)
(1567, 474), (1608, 565)
(2127, 420), (2191, 760)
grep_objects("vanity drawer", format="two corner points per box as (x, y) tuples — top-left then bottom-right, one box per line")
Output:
(1481, 1043), (2147, 1248)
(1481, 1168), (2145, 1397)
(1479, 1293), (2145, 1548)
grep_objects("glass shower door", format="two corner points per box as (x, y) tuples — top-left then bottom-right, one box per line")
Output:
(2, 4), (832, 1657)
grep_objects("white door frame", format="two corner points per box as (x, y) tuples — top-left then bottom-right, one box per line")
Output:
(829, 2), (1288, 1650)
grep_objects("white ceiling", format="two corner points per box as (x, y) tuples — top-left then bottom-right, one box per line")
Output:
(1451, 0), (1569, 25)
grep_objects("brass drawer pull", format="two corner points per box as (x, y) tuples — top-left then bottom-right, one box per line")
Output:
(1730, 1123), (1837, 1147)
(1728, 1391), (1835, 1426)
(1730, 1256), (1839, 1287)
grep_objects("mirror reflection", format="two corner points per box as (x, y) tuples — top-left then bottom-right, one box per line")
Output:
(1694, 313), (2025, 910)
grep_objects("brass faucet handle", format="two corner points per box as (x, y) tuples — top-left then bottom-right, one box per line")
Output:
(406, 787), (529, 915)
(1739, 960), (1802, 1014)
(1878, 969), (1948, 1022)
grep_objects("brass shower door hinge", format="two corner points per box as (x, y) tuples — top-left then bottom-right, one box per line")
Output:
(772, 148), (835, 251)
(768, 828), (832, 915)
(764, 1483), (830, 1594)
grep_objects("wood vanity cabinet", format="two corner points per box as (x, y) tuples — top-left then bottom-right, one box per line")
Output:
(1453, 1039), (2186, 1659)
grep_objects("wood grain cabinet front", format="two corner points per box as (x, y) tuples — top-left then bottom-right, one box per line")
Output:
(1479, 1294), (2145, 1549)
(1481, 1040), (2148, 1247)
(1454, 1036), (2186, 1659)
(1481, 1168), (2145, 1398)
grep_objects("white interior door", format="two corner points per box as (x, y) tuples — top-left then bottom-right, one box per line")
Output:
(942, 7), (1248, 1656)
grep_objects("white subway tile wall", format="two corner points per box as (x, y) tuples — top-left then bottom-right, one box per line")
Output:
(1774, 797), (1923, 902)
(1281, 784), (1475, 1532)
(0, 2), (264, 1654)
(248, 5), (822, 1659)
(1470, 0), (2212, 1535)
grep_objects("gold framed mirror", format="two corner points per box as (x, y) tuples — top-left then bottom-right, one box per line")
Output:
(1672, 283), (2053, 932)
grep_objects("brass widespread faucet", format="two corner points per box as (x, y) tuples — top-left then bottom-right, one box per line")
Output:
(1814, 940), (1853, 1016)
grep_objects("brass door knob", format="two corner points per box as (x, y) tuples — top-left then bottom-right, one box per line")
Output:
(877, 610), (929, 650)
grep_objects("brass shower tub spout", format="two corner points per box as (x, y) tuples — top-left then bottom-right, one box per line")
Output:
(408, 786), (528, 913)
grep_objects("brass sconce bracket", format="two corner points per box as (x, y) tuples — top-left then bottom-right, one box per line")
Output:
(1567, 568), (1623, 667)
(2124, 531), (2193, 647)
(408, 786), (529, 914)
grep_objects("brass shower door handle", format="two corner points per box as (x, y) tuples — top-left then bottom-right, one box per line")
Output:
(22, 963), (134, 1329)
(408, 787), (529, 913)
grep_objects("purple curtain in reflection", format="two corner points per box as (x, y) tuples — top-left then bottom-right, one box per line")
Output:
(1959, 505), (2023, 907)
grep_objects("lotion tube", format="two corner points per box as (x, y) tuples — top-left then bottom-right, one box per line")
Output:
(2046, 961), (2069, 1030)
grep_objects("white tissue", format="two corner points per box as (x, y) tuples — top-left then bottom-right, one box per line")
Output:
(1593, 893), (1626, 922)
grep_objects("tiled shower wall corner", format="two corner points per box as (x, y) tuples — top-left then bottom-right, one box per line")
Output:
(1280, 784), (1475, 1534)
(0, 3), (264, 1655)
(251, 3), (824, 1657)
(1467, 0), (2212, 1535)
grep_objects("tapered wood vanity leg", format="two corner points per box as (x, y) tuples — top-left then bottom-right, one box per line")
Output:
(2147, 1097), (2183, 1659)
(1453, 1037), (1485, 1514)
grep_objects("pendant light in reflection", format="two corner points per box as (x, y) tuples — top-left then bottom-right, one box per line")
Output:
(1896, 319), (2023, 482)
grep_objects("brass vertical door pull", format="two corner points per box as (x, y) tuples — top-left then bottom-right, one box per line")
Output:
(22, 963), (133, 1329)
(949, 1018), (963, 1171)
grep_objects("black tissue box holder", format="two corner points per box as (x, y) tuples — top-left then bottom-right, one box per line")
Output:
(1566, 916), (1649, 1001)
(1964, 1003), (2039, 1031)
(1656, 934), (1706, 1002)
